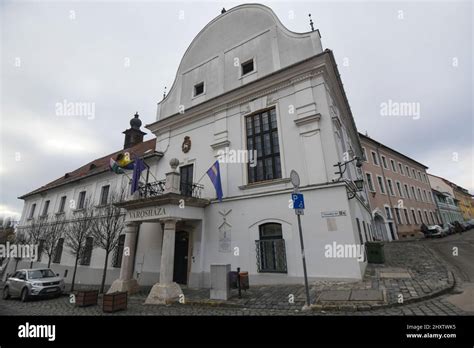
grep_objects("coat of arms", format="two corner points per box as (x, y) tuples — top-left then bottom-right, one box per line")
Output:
(182, 136), (191, 153)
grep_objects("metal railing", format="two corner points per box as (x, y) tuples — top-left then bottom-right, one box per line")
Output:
(255, 239), (288, 273)
(180, 182), (204, 198)
(137, 180), (204, 199)
(138, 180), (166, 198)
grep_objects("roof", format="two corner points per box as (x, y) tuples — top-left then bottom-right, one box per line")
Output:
(428, 173), (472, 196)
(19, 138), (157, 199)
(359, 133), (428, 169)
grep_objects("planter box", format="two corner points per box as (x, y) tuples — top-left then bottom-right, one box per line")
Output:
(75, 290), (99, 307)
(103, 291), (128, 313)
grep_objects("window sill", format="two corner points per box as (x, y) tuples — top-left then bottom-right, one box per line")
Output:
(55, 212), (65, 216)
(72, 208), (85, 214)
(239, 69), (257, 80)
(239, 178), (290, 190)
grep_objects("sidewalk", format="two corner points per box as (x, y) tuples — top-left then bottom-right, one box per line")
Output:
(132, 241), (454, 312)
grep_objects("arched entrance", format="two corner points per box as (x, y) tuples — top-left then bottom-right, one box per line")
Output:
(373, 213), (389, 241)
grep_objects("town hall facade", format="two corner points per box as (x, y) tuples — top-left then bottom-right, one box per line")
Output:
(14, 4), (373, 303)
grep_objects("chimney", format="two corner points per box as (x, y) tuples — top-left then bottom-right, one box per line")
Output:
(123, 112), (146, 149)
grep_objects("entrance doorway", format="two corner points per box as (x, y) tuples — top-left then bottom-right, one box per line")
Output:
(173, 231), (189, 285)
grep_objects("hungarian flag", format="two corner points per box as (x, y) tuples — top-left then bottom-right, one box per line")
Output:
(109, 158), (124, 174)
(206, 161), (223, 201)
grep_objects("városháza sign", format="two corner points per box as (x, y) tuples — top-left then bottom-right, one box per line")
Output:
(128, 207), (166, 220)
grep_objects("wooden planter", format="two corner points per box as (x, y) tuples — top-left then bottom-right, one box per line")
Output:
(75, 290), (99, 307)
(103, 291), (128, 313)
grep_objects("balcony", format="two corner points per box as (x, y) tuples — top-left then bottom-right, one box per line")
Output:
(137, 180), (204, 199)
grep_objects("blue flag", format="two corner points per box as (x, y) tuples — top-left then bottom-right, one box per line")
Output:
(206, 161), (223, 201)
(131, 157), (146, 195)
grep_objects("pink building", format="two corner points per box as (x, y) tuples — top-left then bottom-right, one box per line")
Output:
(359, 133), (439, 240)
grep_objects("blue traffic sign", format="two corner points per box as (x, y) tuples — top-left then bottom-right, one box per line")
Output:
(291, 193), (305, 209)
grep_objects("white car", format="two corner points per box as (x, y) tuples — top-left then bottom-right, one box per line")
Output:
(426, 225), (445, 238)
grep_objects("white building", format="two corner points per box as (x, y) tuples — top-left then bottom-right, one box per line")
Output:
(15, 4), (372, 303)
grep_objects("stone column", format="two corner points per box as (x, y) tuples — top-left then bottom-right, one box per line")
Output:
(145, 219), (183, 304)
(164, 158), (180, 194)
(108, 222), (140, 294)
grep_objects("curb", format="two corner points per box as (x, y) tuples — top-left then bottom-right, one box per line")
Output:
(309, 270), (455, 312)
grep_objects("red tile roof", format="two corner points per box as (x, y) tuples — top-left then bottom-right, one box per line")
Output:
(19, 138), (157, 199)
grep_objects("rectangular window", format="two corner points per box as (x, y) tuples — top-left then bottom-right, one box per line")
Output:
(417, 188), (422, 202)
(423, 173), (427, 183)
(58, 196), (66, 213)
(406, 165), (410, 177)
(423, 190), (428, 202)
(404, 184), (410, 199)
(53, 238), (64, 264)
(418, 171), (422, 181)
(366, 173), (375, 192)
(241, 59), (254, 76)
(396, 182), (403, 197)
(411, 209), (417, 224)
(78, 191), (86, 209)
(404, 208), (410, 224)
(256, 223), (287, 273)
(390, 159), (396, 172)
(412, 168), (416, 178)
(398, 163), (404, 175)
(246, 108), (281, 183)
(411, 186), (417, 201)
(387, 179), (395, 196)
(429, 211), (435, 225)
(424, 211), (430, 225)
(418, 210), (424, 224)
(377, 176), (385, 194)
(29, 204), (36, 219)
(362, 147), (368, 162)
(42, 200), (50, 216)
(180, 164), (194, 197)
(193, 82), (204, 96)
(381, 155), (388, 169)
(79, 237), (94, 266)
(385, 207), (392, 219)
(100, 185), (110, 205)
(395, 208), (402, 224)
(371, 151), (379, 165)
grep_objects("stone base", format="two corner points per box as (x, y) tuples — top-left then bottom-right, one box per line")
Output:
(145, 282), (183, 305)
(107, 278), (140, 295)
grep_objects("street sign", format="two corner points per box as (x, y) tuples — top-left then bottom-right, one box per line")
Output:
(295, 209), (304, 215)
(291, 193), (305, 210)
(290, 170), (300, 188)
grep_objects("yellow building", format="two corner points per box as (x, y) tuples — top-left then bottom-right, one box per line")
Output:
(452, 184), (473, 221)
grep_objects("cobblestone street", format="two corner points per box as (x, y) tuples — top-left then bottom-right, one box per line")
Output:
(1, 235), (473, 316)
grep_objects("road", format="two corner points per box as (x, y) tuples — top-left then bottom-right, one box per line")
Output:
(424, 229), (474, 312)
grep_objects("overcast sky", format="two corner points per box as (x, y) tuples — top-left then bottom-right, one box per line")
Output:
(0, 0), (472, 219)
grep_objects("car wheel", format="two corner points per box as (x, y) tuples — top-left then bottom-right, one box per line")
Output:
(2, 287), (10, 300)
(20, 288), (29, 302)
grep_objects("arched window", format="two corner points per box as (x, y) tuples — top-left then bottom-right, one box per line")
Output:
(255, 223), (287, 273)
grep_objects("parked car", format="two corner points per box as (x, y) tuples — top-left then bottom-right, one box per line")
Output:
(425, 225), (445, 238)
(2, 268), (65, 302)
(466, 219), (474, 229)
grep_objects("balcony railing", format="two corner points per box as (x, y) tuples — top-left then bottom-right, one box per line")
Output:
(137, 180), (204, 199)
(138, 180), (166, 198)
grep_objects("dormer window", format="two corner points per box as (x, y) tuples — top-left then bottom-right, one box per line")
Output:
(241, 59), (254, 76)
(194, 82), (204, 97)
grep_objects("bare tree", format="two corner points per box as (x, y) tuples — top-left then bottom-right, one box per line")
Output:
(65, 200), (95, 292)
(24, 216), (48, 268)
(91, 188), (126, 293)
(42, 214), (67, 268)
